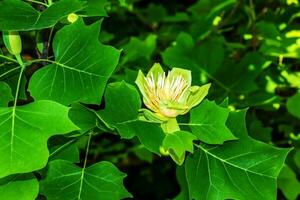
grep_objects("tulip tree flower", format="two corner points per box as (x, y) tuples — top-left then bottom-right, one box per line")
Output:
(135, 63), (211, 133)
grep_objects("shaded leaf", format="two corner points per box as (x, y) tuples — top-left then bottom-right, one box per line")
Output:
(278, 165), (300, 200)
(162, 32), (224, 82)
(69, 103), (98, 133)
(49, 141), (80, 163)
(174, 166), (189, 200)
(0, 81), (13, 106)
(287, 92), (300, 119)
(80, 0), (108, 17)
(122, 34), (157, 63)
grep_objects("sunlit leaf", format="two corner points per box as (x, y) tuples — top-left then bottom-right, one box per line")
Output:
(0, 100), (78, 178)
(185, 110), (290, 200)
(29, 19), (120, 105)
(182, 100), (237, 144)
(0, 173), (38, 200)
(40, 160), (132, 200)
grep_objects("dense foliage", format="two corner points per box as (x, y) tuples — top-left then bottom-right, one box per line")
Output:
(0, 0), (300, 199)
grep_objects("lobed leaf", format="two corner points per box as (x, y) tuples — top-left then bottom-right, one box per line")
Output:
(185, 110), (290, 200)
(0, 0), (85, 31)
(184, 99), (237, 144)
(0, 100), (78, 178)
(29, 19), (120, 105)
(0, 173), (38, 200)
(40, 160), (132, 200)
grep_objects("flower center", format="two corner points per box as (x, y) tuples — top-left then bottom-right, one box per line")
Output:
(144, 71), (188, 110)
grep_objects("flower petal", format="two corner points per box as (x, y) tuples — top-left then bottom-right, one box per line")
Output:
(168, 67), (191, 87)
(135, 70), (150, 102)
(147, 63), (164, 80)
(185, 83), (211, 110)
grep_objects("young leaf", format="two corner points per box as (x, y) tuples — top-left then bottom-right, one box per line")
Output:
(0, 100), (78, 178)
(162, 131), (196, 165)
(29, 19), (120, 105)
(185, 100), (237, 144)
(0, 0), (85, 31)
(185, 110), (290, 200)
(40, 160), (132, 200)
(0, 173), (38, 200)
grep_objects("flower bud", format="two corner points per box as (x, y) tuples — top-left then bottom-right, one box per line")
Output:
(67, 13), (79, 23)
(2, 31), (22, 56)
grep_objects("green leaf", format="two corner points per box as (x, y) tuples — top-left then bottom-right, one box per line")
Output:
(126, 121), (165, 154)
(0, 64), (27, 100)
(287, 92), (300, 119)
(0, 0), (85, 31)
(162, 131), (196, 165)
(249, 119), (272, 142)
(29, 19), (120, 105)
(97, 81), (165, 154)
(50, 143), (79, 163)
(278, 165), (300, 200)
(97, 81), (141, 138)
(188, 0), (236, 39)
(294, 150), (300, 170)
(0, 100), (78, 178)
(186, 100), (237, 144)
(49, 136), (80, 163)
(69, 103), (98, 133)
(0, 81), (13, 106)
(133, 147), (153, 163)
(281, 70), (300, 89)
(40, 160), (132, 200)
(215, 52), (272, 94)
(162, 32), (224, 80)
(80, 0), (108, 17)
(122, 34), (157, 63)
(0, 173), (38, 200)
(174, 166), (189, 200)
(185, 110), (290, 200)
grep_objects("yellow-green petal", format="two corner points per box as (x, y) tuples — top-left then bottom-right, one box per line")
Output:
(186, 83), (211, 111)
(168, 67), (192, 87)
(147, 63), (164, 80)
(135, 70), (149, 101)
(140, 109), (169, 122)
